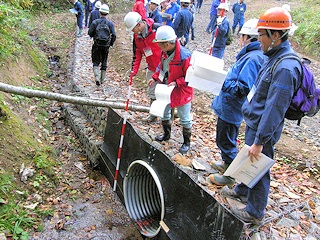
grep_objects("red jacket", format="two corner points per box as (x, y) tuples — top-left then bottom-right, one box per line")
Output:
(132, 18), (162, 75)
(152, 40), (194, 108)
(133, 0), (146, 19)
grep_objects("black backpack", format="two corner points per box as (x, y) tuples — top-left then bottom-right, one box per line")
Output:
(95, 19), (111, 47)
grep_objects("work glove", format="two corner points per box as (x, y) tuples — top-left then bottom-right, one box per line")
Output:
(217, 16), (224, 26)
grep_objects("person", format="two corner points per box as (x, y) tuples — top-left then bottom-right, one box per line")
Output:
(88, 1), (101, 27)
(124, 12), (162, 122)
(189, 0), (196, 40)
(195, 0), (203, 13)
(232, 0), (246, 35)
(88, 4), (117, 86)
(282, 4), (298, 36)
(211, 2), (230, 59)
(150, 25), (194, 154)
(172, 0), (194, 46)
(208, 19), (265, 186)
(72, 0), (84, 37)
(162, 0), (181, 26)
(148, 0), (163, 24)
(133, 0), (148, 19)
(84, 0), (92, 28)
(205, 0), (220, 34)
(221, 7), (301, 224)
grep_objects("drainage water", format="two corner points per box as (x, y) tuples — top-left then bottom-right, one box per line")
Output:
(123, 160), (164, 238)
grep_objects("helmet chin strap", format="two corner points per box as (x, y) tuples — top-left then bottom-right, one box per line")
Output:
(266, 29), (289, 51)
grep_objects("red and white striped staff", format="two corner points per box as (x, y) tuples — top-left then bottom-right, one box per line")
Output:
(113, 71), (133, 191)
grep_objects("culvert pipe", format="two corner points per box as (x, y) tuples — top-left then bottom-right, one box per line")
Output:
(123, 160), (165, 238)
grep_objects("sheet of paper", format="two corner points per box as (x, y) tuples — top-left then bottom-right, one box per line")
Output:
(69, 8), (77, 14)
(149, 85), (174, 118)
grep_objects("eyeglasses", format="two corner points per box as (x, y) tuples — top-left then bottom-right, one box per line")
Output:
(258, 33), (267, 38)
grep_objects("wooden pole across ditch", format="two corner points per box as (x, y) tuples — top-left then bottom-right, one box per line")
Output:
(0, 82), (150, 112)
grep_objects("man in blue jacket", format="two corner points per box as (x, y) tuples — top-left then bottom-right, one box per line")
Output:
(172, 0), (193, 46)
(222, 7), (301, 225)
(232, 0), (246, 35)
(162, 0), (181, 26)
(148, 0), (163, 24)
(209, 19), (265, 186)
(211, 2), (229, 59)
(73, 0), (84, 37)
(206, 0), (220, 34)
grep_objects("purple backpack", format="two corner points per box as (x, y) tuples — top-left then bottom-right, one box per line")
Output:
(271, 53), (320, 125)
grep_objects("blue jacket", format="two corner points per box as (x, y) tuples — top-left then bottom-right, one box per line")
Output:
(148, 9), (162, 24)
(242, 40), (302, 145)
(163, 2), (181, 26)
(232, 2), (246, 20)
(172, 8), (193, 39)
(213, 17), (229, 48)
(74, 1), (83, 16)
(210, 0), (220, 15)
(89, 9), (100, 27)
(212, 41), (265, 125)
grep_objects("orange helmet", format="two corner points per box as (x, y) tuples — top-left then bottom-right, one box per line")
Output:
(257, 7), (292, 30)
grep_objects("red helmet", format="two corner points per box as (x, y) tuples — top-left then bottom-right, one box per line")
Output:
(257, 7), (292, 30)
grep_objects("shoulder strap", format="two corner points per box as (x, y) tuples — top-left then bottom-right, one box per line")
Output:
(270, 53), (303, 91)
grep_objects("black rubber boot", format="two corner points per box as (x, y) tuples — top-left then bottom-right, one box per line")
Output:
(179, 127), (191, 154)
(155, 120), (171, 141)
(232, 27), (236, 34)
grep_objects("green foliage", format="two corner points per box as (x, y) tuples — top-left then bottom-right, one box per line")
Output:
(291, 0), (320, 59)
(0, 202), (34, 240)
(33, 147), (54, 170)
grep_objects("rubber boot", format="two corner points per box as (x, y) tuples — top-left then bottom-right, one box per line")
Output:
(232, 27), (236, 34)
(144, 99), (157, 123)
(191, 27), (195, 40)
(77, 28), (83, 37)
(93, 66), (100, 86)
(155, 120), (171, 141)
(237, 27), (242, 36)
(100, 70), (106, 84)
(179, 127), (191, 154)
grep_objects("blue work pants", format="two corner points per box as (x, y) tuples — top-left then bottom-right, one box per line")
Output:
(235, 125), (282, 218)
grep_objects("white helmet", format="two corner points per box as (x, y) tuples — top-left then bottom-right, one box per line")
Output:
(217, 2), (229, 12)
(282, 4), (291, 12)
(149, 0), (160, 5)
(124, 12), (142, 31)
(239, 19), (259, 36)
(153, 25), (177, 42)
(94, 1), (101, 9)
(180, 0), (190, 3)
(99, 4), (109, 14)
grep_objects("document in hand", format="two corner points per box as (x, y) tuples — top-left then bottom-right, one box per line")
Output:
(223, 145), (275, 188)
(149, 84), (175, 118)
(69, 8), (78, 14)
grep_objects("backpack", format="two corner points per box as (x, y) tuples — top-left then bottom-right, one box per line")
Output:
(226, 25), (232, 46)
(95, 19), (111, 47)
(271, 53), (320, 125)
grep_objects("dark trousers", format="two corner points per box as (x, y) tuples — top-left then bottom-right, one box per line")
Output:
(235, 125), (283, 218)
(216, 117), (239, 165)
(91, 45), (110, 70)
(85, 9), (90, 27)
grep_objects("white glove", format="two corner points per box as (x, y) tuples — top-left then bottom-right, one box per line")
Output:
(217, 16), (224, 25)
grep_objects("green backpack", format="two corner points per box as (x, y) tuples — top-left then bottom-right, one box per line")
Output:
(226, 25), (232, 45)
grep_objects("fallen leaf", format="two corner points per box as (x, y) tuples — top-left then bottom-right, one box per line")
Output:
(286, 191), (301, 199)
